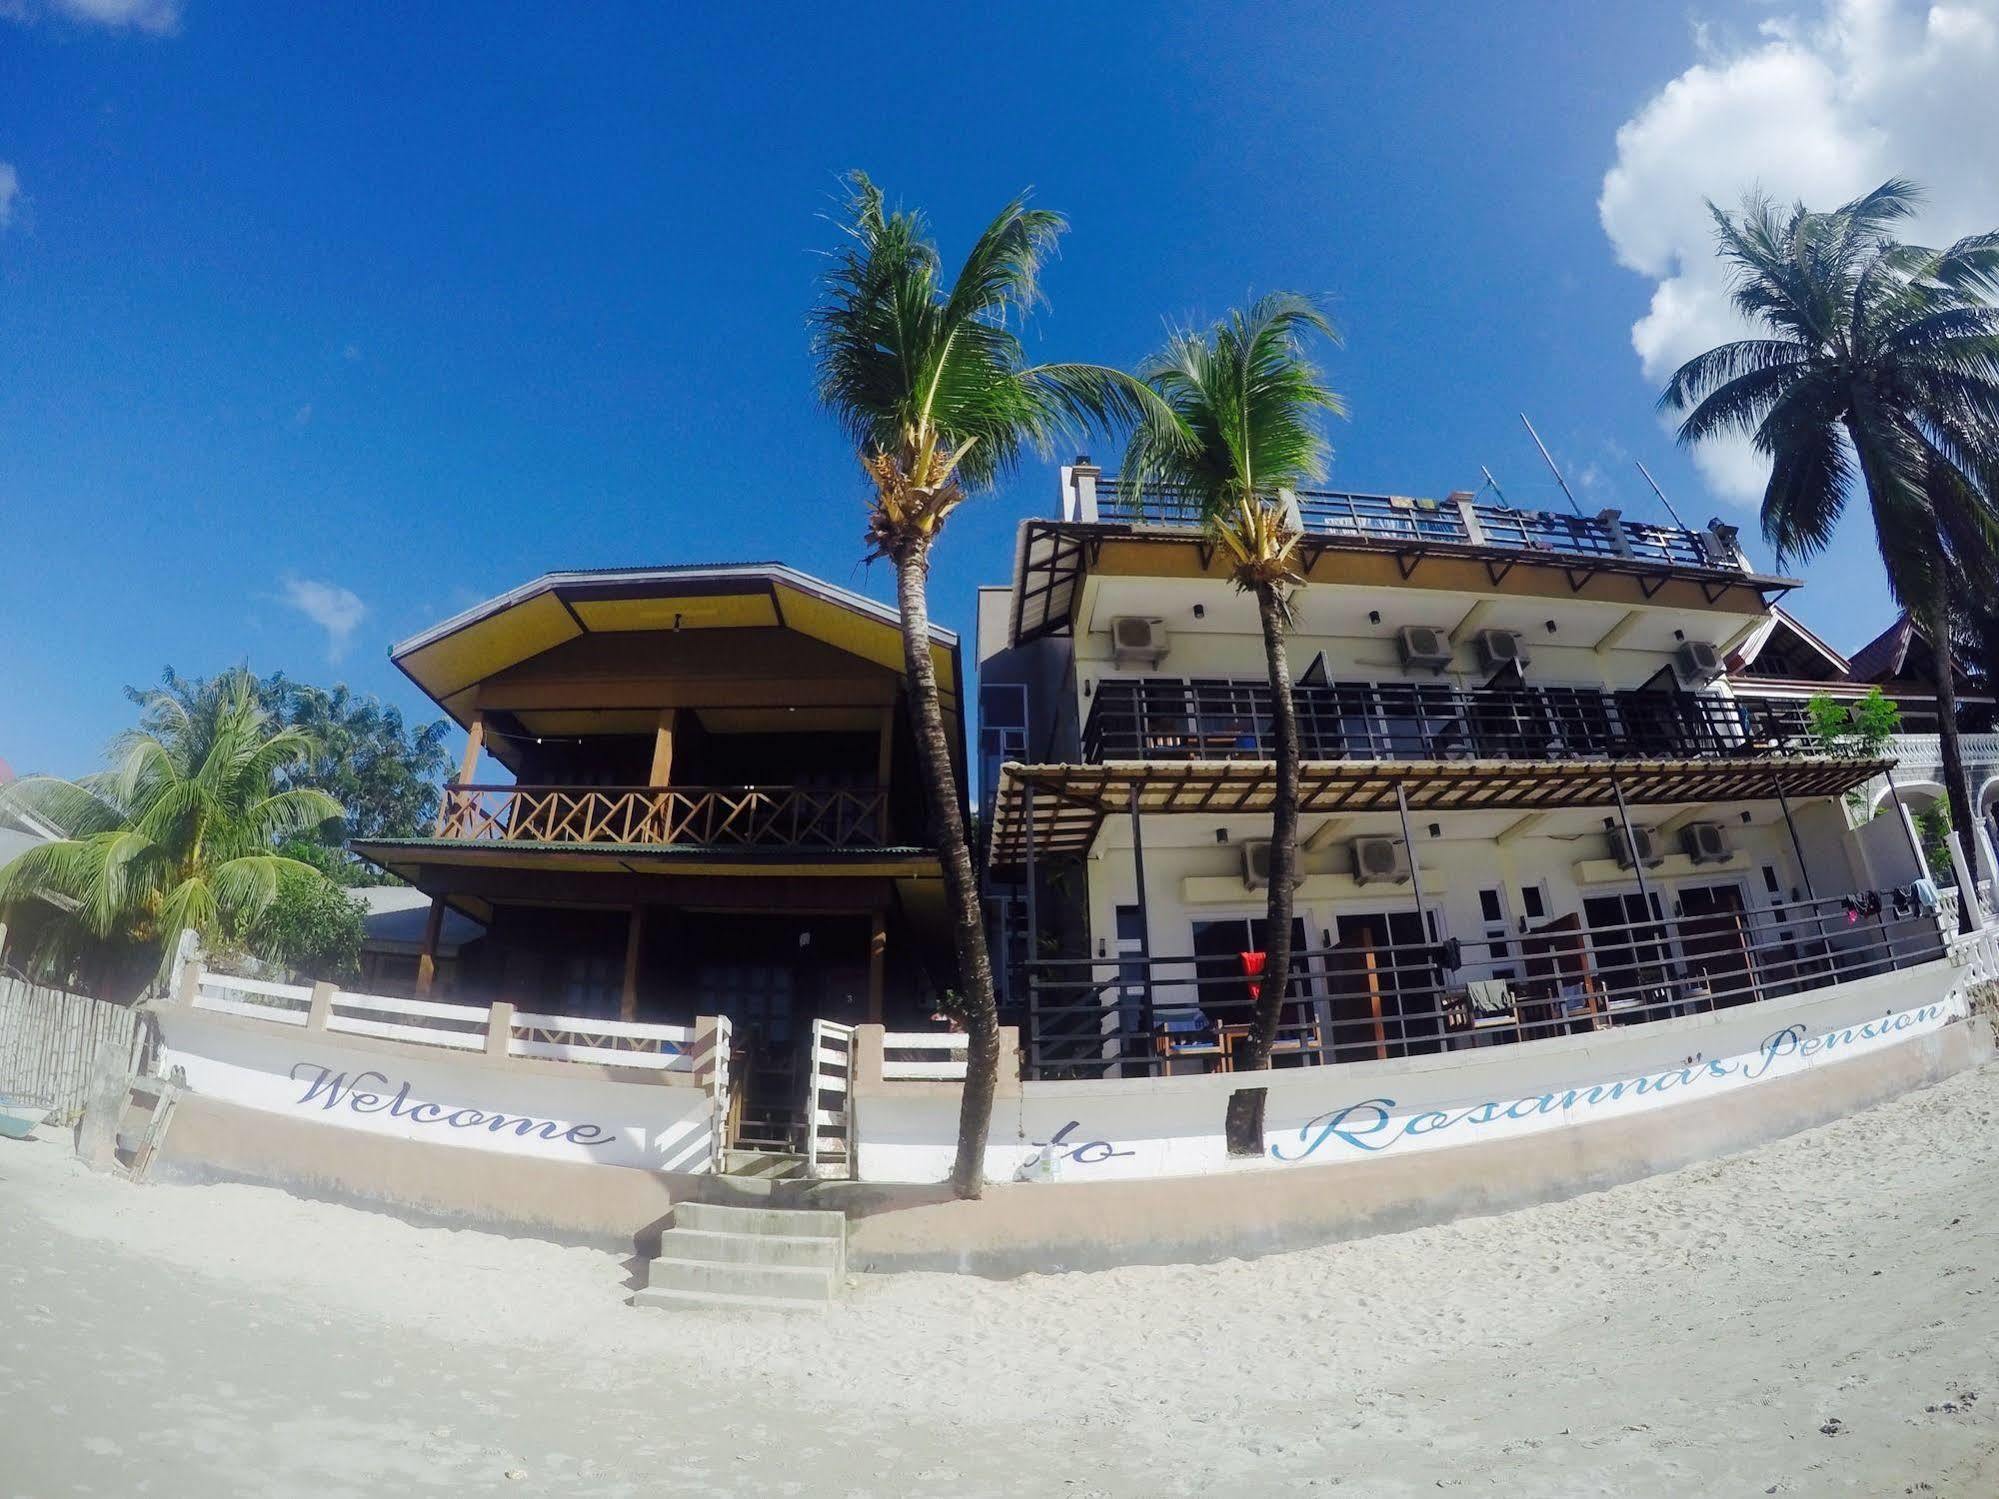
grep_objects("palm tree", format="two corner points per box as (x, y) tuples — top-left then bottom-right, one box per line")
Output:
(1662, 180), (1999, 933)
(1122, 294), (1345, 1153)
(810, 173), (1161, 1198)
(0, 670), (343, 990)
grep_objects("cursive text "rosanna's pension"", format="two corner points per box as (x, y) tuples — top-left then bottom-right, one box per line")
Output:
(288, 1062), (616, 1147)
(1270, 1003), (1947, 1163)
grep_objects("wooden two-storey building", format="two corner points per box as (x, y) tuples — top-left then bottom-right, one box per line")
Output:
(354, 563), (962, 1149)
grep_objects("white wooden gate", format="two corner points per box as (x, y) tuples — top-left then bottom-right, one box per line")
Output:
(803, 1018), (854, 1179)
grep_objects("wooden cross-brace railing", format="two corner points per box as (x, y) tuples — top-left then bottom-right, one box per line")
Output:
(434, 784), (892, 849)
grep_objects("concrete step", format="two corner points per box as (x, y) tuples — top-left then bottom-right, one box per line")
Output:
(663, 1225), (843, 1271)
(676, 1200), (846, 1238)
(646, 1254), (837, 1301)
(723, 1150), (806, 1180)
(633, 1285), (829, 1315)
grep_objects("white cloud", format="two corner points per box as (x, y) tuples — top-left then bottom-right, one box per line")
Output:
(279, 577), (367, 661)
(28, 0), (182, 31)
(0, 163), (17, 229)
(1600, 0), (1999, 503)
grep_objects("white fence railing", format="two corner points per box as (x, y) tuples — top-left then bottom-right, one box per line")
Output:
(191, 971), (694, 1071)
(510, 1009), (694, 1070)
(882, 1030), (969, 1080)
(804, 1019), (855, 1179)
(0, 976), (149, 1125)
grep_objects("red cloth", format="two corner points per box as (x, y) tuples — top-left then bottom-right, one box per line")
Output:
(1240, 950), (1267, 1002)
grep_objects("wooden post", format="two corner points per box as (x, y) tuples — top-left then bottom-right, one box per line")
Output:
(415, 896), (445, 998)
(621, 907), (645, 1022)
(649, 710), (675, 786)
(867, 909), (887, 1024)
(875, 706), (895, 787)
(459, 711), (486, 785)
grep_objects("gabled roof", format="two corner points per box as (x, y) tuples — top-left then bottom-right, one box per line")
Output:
(1730, 605), (1851, 679)
(1846, 612), (1921, 683)
(389, 562), (960, 727)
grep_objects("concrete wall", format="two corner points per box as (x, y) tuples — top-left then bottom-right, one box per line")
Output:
(155, 1006), (718, 1174)
(853, 959), (1965, 1186)
(847, 1012), (1990, 1276)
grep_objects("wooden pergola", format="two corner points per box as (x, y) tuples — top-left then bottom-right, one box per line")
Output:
(986, 755), (1893, 865)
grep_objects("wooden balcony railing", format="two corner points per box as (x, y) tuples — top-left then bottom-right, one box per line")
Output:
(433, 784), (891, 850)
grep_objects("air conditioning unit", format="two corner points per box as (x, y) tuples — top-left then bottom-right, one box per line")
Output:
(1475, 628), (1528, 673)
(1397, 624), (1453, 673)
(1682, 821), (1732, 865)
(1240, 839), (1305, 891)
(1609, 825), (1665, 869)
(1351, 835), (1411, 886)
(1675, 639), (1724, 683)
(1110, 615), (1169, 667)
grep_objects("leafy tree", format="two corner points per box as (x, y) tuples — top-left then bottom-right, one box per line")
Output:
(810, 172), (1159, 1197)
(127, 666), (451, 881)
(1917, 803), (1956, 886)
(0, 672), (343, 993)
(248, 867), (364, 985)
(1661, 179), (1999, 932)
(1806, 687), (1903, 818)
(1121, 294), (1345, 1154)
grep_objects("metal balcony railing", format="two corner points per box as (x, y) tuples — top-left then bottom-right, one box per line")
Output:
(1024, 892), (1947, 1080)
(1087, 480), (1741, 573)
(1082, 679), (1824, 764)
(433, 784), (891, 849)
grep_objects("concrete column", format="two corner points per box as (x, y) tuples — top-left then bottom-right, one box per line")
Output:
(306, 981), (336, 1031)
(850, 1023), (886, 1088)
(1064, 460), (1101, 522)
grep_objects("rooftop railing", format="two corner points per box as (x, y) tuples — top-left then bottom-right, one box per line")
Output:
(1023, 892), (1947, 1080)
(434, 783), (891, 849)
(1081, 476), (1745, 573)
(1082, 678), (1825, 764)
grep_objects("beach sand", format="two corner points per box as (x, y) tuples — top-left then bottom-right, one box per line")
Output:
(4, 1061), (1999, 1497)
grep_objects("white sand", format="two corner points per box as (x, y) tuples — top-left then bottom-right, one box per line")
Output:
(5, 1064), (1999, 1496)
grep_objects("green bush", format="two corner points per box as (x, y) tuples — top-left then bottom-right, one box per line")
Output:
(250, 868), (365, 985)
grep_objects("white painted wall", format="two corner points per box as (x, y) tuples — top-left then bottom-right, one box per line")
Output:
(854, 959), (1963, 1184)
(157, 1009), (717, 1174)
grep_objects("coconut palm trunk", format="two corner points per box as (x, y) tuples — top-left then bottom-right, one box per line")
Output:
(811, 173), (1165, 1198)
(1223, 577), (1303, 1153)
(1663, 181), (1999, 938)
(891, 535), (1003, 1191)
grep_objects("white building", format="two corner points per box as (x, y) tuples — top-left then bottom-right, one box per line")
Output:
(978, 465), (1951, 1079)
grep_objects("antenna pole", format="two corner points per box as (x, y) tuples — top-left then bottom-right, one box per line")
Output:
(1478, 465), (1509, 507)
(1633, 460), (1691, 530)
(1519, 413), (1584, 516)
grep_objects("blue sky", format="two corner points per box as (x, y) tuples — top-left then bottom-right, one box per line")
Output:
(5, 0), (1990, 777)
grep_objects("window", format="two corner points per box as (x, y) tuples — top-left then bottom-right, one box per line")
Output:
(1520, 883), (1547, 921)
(1112, 904), (1148, 1057)
(1762, 864), (1782, 896)
(978, 683), (1029, 811)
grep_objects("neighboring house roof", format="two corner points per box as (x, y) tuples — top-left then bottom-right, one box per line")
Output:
(1846, 612), (1921, 683)
(0, 825), (45, 871)
(357, 884), (484, 958)
(1729, 605), (1851, 680)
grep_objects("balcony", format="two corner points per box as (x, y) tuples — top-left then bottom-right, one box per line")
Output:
(1084, 678), (1821, 765)
(1023, 892), (1947, 1080)
(1089, 482), (1739, 573)
(433, 783), (891, 850)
